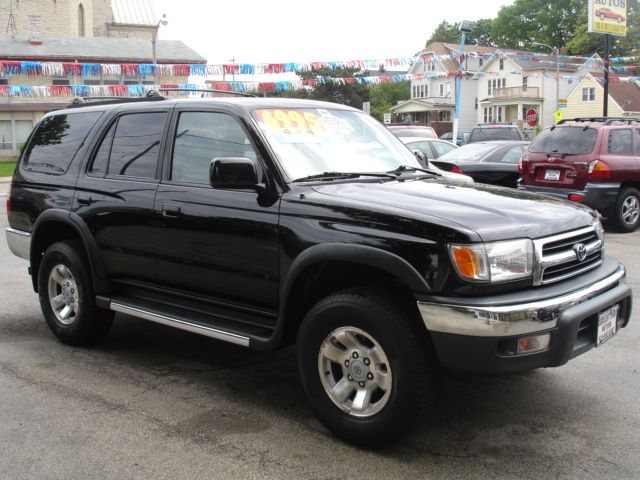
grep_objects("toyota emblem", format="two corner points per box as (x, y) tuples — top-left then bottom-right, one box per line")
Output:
(573, 243), (587, 262)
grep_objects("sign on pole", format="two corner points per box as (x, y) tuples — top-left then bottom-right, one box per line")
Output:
(526, 108), (539, 127)
(555, 109), (564, 124)
(588, 0), (627, 37)
(383, 113), (391, 125)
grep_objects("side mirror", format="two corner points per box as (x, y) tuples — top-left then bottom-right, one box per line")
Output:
(412, 149), (429, 169)
(210, 157), (259, 189)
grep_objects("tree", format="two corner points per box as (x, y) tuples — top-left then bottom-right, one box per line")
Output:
(425, 20), (460, 45)
(369, 81), (410, 122)
(466, 19), (495, 46)
(491, 0), (581, 50)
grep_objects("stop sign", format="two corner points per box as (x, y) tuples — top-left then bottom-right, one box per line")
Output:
(526, 108), (538, 127)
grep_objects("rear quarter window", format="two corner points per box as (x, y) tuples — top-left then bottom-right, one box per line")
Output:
(22, 111), (103, 174)
(529, 127), (598, 155)
(608, 129), (633, 155)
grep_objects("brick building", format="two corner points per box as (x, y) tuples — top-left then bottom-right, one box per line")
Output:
(0, 0), (206, 157)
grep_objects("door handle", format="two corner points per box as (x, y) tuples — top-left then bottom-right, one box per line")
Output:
(162, 205), (181, 217)
(77, 195), (92, 205)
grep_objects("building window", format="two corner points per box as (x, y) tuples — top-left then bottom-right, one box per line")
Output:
(483, 107), (494, 123)
(522, 76), (528, 91)
(479, 58), (484, 67)
(499, 58), (504, 70)
(78, 4), (85, 37)
(582, 87), (596, 102)
(52, 78), (70, 85)
(496, 106), (504, 123)
(412, 86), (417, 98)
(28, 16), (42, 37)
(0, 78), (8, 85)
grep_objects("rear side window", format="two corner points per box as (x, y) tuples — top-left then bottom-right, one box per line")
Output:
(23, 111), (103, 174)
(529, 127), (598, 155)
(107, 112), (167, 178)
(608, 129), (632, 155)
(469, 128), (521, 142)
(498, 145), (525, 163)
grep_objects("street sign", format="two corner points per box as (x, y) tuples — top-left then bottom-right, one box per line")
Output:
(362, 102), (370, 115)
(558, 98), (568, 109)
(383, 113), (391, 125)
(526, 108), (538, 127)
(588, 0), (627, 37)
(555, 109), (564, 124)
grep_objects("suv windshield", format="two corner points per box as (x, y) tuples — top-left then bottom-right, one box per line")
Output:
(469, 127), (521, 142)
(252, 108), (420, 180)
(529, 126), (598, 154)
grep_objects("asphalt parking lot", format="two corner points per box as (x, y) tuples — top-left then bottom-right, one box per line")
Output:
(1, 199), (639, 480)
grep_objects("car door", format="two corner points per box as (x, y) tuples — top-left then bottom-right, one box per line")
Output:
(74, 109), (169, 282)
(153, 108), (281, 311)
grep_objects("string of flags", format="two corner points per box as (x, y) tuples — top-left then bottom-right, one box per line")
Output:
(0, 51), (628, 79)
(2, 72), (639, 98)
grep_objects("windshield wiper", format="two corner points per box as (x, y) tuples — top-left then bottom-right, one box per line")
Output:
(387, 165), (441, 176)
(291, 171), (397, 183)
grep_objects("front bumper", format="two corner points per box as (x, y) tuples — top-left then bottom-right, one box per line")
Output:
(519, 182), (620, 218)
(417, 259), (632, 374)
(6, 227), (31, 260)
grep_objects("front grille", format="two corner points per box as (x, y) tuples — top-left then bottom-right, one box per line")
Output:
(534, 227), (603, 285)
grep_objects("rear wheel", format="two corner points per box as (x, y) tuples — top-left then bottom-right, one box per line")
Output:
(297, 289), (438, 447)
(612, 187), (640, 233)
(38, 240), (114, 345)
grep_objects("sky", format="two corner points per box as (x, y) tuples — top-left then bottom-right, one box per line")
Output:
(150, 0), (513, 67)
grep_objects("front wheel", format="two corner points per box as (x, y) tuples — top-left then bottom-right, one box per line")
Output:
(38, 240), (114, 345)
(297, 289), (438, 447)
(612, 187), (640, 233)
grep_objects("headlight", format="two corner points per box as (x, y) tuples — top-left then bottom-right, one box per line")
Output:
(449, 239), (533, 283)
(593, 217), (605, 244)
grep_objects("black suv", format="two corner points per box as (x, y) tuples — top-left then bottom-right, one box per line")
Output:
(5, 94), (632, 447)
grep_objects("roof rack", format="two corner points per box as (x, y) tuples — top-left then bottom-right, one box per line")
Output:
(558, 117), (639, 125)
(157, 88), (256, 98)
(68, 90), (166, 108)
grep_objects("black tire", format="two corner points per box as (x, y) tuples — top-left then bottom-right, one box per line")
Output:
(297, 288), (438, 447)
(38, 240), (114, 345)
(612, 187), (640, 233)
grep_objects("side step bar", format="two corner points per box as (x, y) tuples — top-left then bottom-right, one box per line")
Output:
(110, 301), (251, 347)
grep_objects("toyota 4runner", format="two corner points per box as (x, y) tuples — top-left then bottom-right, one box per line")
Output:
(5, 94), (633, 446)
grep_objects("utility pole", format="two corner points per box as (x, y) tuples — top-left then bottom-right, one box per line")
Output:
(453, 21), (475, 145)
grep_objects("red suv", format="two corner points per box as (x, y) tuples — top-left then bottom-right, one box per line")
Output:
(519, 118), (640, 232)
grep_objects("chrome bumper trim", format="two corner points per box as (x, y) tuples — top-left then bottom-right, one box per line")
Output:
(5, 228), (31, 260)
(417, 266), (626, 337)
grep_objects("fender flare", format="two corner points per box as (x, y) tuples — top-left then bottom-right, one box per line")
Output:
(280, 243), (431, 308)
(30, 209), (107, 291)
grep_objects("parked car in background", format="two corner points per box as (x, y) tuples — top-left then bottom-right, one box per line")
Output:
(387, 124), (438, 138)
(519, 118), (640, 232)
(399, 137), (458, 159)
(467, 124), (525, 143)
(431, 140), (529, 188)
(440, 131), (469, 146)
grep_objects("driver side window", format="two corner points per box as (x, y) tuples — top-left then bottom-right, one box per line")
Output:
(171, 111), (258, 184)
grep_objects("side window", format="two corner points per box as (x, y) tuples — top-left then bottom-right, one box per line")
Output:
(171, 111), (257, 184)
(637, 129), (640, 155)
(23, 111), (103, 174)
(89, 121), (116, 176)
(499, 145), (525, 163)
(608, 129), (632, 155)
(107, 112), (167, 178)
(431, 141), (456, 158)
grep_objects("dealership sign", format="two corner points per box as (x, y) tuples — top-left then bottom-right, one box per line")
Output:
(588, 0), (627, 36)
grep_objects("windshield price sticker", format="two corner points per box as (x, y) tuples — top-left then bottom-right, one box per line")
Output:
(256, 109), (325, 135)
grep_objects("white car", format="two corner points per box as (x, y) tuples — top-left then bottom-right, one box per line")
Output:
(398, 137), (474, 184)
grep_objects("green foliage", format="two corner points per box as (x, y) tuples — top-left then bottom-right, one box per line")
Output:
(369, 81), (410, 121)
(467, 19), (496, 46)
(425, 20), (460, 45)
(0, 161), (17, 177)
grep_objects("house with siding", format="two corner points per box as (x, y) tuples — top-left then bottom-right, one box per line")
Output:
(390, 42), (499, 135)
(475, 51), (601, 136)
(0, 0), (205, 157)
(563, 73), (640, 120)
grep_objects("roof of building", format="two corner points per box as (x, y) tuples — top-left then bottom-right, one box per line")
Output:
(416, 42), (502, 73)
(0, 35), (206, 64)
(502, 52), (599, 72)
(111, 0), (157, 26)
(591, 73), (640, 112)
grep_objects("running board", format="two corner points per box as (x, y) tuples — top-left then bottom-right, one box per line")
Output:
(110, 301), (251, 347)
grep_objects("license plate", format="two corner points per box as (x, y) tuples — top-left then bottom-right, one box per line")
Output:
(544, 169), (561, 181)
(596, 304), (619, 347)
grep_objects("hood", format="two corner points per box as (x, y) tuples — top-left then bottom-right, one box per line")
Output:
(311, 178), (596, 242)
